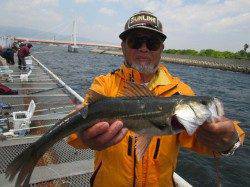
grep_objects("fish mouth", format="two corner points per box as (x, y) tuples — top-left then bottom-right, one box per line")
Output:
(170, 115), (186, 134)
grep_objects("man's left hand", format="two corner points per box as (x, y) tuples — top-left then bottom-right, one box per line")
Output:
(196, 116), (238, 152)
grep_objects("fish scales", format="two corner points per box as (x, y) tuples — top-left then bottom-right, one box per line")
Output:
(86, 96), (176, 132)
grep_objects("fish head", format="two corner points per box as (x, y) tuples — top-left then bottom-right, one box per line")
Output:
(174, 100), (212, 135)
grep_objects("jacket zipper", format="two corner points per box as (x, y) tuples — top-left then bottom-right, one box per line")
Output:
(90, 161), (102, 187)
(128, 136), (133, 156)
(153, 138), (161, 159)
(133, 136), (137, 187)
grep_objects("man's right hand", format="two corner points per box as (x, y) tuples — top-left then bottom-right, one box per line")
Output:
(78, 121), (128, 151)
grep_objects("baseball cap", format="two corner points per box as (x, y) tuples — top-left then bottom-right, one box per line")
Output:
(119, 11), (166, 41)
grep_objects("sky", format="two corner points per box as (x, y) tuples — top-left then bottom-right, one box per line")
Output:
(0, 0), (249, 51)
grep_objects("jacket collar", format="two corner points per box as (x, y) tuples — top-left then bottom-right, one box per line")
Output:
(115, 63), (179, 91)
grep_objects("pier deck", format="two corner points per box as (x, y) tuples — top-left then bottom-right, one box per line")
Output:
(0, 56), (94, 186)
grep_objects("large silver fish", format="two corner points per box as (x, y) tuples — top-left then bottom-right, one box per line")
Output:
(5, 83), (224, 186)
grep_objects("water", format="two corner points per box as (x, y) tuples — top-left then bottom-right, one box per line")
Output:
(33, 45), (250, 186)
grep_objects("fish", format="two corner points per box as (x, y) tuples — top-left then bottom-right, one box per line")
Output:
(5, 83), (224, 186)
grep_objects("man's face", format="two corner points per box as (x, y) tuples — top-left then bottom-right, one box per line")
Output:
(122, 29), (164, 75)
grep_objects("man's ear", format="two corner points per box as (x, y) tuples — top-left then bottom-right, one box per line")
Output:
(121, 41), (126, 54)
(161, 43), (164, 51)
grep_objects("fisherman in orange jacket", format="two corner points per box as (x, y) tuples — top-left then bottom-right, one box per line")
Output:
(68, 11), (245, 186)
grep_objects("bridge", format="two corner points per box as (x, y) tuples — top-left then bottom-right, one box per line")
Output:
(1, 18), (121, 50)
(14, 37), (121, 49)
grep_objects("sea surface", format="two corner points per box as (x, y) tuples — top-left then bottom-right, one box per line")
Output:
(33, 45), (250, 187)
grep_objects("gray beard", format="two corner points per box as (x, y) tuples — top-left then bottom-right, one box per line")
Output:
(130, 62), (158, 75)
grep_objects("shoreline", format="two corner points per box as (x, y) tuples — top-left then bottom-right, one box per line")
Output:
(90, 49), (250, 74)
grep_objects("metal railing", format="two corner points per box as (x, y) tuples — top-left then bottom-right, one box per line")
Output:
(32, 55), (84, 103)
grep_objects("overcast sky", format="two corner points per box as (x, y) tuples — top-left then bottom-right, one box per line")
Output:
(0, 0), (249, 51)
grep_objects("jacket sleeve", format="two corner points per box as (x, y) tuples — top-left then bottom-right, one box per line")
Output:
(178, 121), (245, 156)
(67, 75), (110, 149)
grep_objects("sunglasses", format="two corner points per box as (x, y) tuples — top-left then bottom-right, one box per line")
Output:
(126, 35), (162, 51)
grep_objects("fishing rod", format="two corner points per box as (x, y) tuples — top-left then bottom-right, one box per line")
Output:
(32, 51), (54, 54)
(26, 77), (84, 95)
(8, 123), (55, 132)
(26, 85), (65, 95)
(33, 56), (84, 103)
(31, 45), (54, 53)
(34, 105), (74, 114)
(10, 99), (76, 108)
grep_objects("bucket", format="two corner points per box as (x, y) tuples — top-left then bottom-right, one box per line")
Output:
(25, 57), (33, 69)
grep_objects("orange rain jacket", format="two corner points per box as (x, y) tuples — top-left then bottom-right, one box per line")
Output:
(68, 64), (245, 187)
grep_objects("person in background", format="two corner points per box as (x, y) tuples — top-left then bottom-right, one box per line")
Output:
(0, 45), (2, 53)
(0, 46), (3, 64)
(68, 11), (245, 186)
(18, 42), (26, 48)
(17, 43), (33, 70)
(0, 44), (16, 65)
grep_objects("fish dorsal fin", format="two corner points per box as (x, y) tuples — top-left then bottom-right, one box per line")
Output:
(85, 89), (107, 104)
(118, 82), (155, 97)
(135, 134), (152, 161)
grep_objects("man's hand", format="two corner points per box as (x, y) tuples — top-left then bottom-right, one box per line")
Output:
(78, 121), (128, 151)
(196, 117), (239, 152)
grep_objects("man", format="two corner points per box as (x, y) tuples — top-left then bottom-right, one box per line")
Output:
(17, 43), (33, 70)
(0, 46), (4, 64)
(68, 11), (245, 186)
(0, 46), (16, 65)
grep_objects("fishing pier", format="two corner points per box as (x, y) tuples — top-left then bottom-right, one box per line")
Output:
(0, 55), (191, 186)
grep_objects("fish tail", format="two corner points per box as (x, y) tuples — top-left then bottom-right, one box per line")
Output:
(5, 108), (89, 186)
(5, 143), (39, 186)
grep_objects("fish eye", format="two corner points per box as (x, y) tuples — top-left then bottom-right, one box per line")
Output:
(156, 124), (167, 130)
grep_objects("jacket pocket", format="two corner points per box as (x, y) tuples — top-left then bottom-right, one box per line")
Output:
(90, 161), (102, 187)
